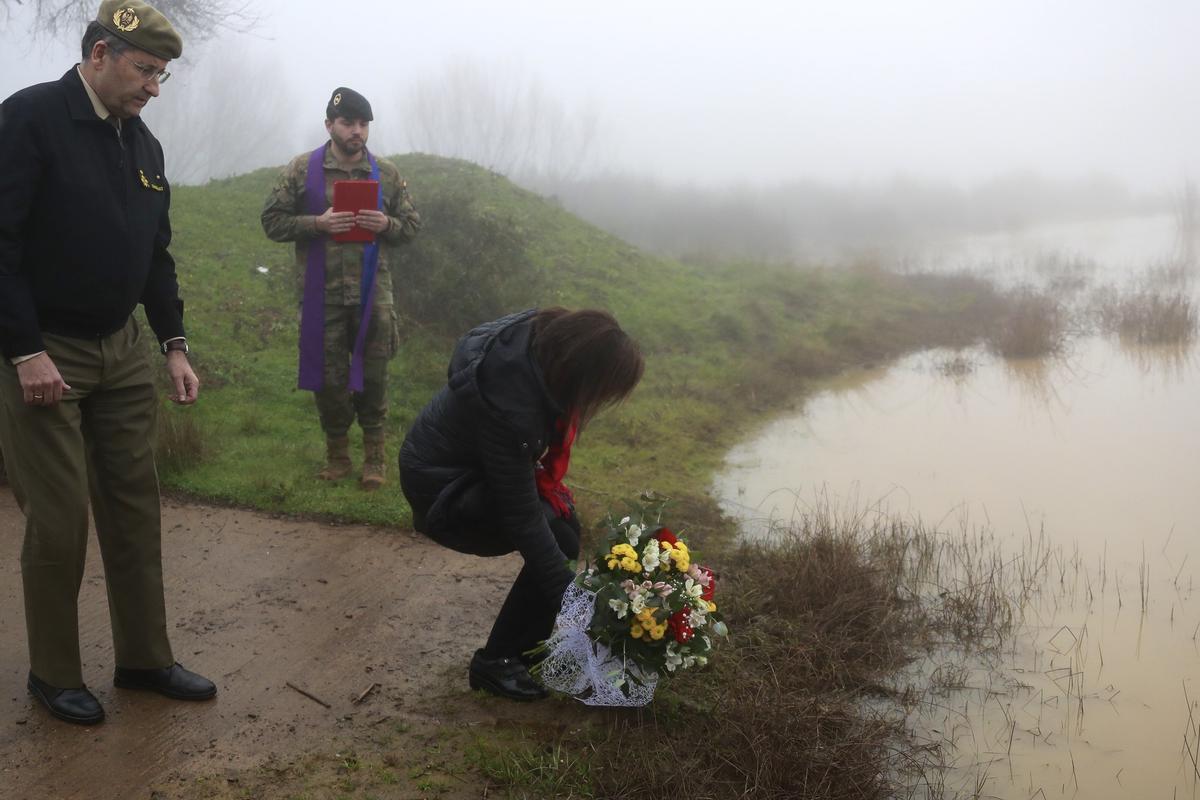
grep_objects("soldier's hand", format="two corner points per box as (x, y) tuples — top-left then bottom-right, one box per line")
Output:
(16, 352), (71, 407)
(315, 207), (356, 235)
(355, 209), (390, 234)
(165, 351), (200, 405)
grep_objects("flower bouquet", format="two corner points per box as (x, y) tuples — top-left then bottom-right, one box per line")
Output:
(538, 497), (728, 706)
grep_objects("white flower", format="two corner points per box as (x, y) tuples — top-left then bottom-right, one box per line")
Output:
(629, 593), (646, 614)
(640, 539), (662, 571)
(682, 577), (704, 603)
(688, 608), (707, 628)
(619, 516), (631, 525)
(696, 656), (708, 667)
(713, 621), (729, 637)
(626, 523), (644, 546)
(608, 599), (629, 619)
(682, 655), (697, 670)
(664, 642), (683, 673)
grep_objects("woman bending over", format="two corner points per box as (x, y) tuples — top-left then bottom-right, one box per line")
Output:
(399, 308), (643, 700)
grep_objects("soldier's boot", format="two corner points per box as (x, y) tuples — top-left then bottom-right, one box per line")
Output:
(316, 435), (352, 481)
(361, 431), (386, 491)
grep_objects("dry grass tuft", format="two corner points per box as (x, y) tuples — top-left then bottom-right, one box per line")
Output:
(987, 287), (1068, 358)
(546, 506), (1019, 800)
(1092, 288), (1198, 345)
(156, 408), (208, 476)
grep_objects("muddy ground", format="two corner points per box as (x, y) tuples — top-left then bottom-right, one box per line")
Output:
(0, 489), (571, 800)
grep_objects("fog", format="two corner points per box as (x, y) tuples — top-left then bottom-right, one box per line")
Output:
(2, 0), (1197, 253)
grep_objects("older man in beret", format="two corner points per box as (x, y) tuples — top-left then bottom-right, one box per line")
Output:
(262, 88), (420, 491)
(0, 0), (216, 725)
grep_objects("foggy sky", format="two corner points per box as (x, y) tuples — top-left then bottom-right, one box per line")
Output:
(1, 0), (1197, 191)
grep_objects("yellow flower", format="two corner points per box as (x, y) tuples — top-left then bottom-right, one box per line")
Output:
(669, 542), (690, 571)
(707, 601), (717, 612)
(649, 625), (666, 640)
(607, 543), (642, 573)
(630, 624), (644, 638)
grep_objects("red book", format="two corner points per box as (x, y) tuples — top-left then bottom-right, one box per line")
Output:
(331, 179), (380, 243)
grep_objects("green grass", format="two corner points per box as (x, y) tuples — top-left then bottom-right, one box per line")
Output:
(158, 154), (1002, 526)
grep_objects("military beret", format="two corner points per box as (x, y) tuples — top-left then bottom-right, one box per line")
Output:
(95, 0), (183, 61)
(326, 87), (373, 122)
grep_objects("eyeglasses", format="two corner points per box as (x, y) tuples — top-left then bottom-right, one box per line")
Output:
(114, 50), (171, 85)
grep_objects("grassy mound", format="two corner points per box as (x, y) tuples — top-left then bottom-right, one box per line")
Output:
(161, 153), (1001, 526)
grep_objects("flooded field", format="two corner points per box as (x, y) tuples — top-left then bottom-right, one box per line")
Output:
(715, 214), (1200, 798)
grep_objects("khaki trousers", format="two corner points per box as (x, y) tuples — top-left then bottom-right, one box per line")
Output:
(312, 303), (396, 437)
(0, 317), (173, 687)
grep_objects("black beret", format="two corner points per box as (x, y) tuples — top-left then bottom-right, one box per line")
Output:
(96, 0), (182, 60)
(326, 87), (373, 122)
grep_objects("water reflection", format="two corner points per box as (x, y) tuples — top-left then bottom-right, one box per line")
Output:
(714, 333), (1200, 798)
(1119, 340), (1199, 387)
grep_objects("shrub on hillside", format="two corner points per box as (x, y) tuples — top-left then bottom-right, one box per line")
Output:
(390, 189), (543, 333)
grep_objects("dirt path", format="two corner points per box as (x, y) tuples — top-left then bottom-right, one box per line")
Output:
(0, 490), (533, 799)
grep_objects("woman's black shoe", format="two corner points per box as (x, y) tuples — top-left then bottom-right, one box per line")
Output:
(469, 649), (548, 701)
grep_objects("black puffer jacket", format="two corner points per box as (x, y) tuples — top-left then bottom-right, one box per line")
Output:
(399, 309), (573, 600)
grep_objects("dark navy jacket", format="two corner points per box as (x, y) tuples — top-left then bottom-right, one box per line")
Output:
(400, 309), (573, 600)
(0, 68), (184, 359)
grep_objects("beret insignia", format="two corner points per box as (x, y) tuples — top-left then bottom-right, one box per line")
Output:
(333, 92), (342, 106)
(113, 8), (141, 31)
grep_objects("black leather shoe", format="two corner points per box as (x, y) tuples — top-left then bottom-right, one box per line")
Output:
(27, 672), (105, 725)
(469, 649), (548, 701)
(114, 662), (216, 700)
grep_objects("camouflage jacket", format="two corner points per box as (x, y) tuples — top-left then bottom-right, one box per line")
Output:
(260, 143), (420, 307)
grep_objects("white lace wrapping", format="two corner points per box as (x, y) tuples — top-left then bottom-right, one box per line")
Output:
(539, 583), (658, 707)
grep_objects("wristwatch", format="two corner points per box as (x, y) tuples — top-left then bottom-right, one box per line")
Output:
(162, 338), (189, 355)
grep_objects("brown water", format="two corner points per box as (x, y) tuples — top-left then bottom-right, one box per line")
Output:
(714, 216), (1200, 798)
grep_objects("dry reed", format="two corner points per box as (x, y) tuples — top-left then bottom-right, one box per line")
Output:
(558, 504), (1024, 800)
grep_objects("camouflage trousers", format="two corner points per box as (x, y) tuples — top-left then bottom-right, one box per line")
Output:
(309, 303), (399, 437)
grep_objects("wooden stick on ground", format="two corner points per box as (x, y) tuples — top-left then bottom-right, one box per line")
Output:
(285, 681), (331, 709)
(353, 682), (379, 705)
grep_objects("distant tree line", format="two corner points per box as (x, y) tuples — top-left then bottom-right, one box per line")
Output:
(522, 170), (1163, 264)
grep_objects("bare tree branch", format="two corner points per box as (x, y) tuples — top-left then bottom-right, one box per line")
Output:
(0, 0), (261, 43)
(397, 59), (601, 182)
(144, 48), (300, 184)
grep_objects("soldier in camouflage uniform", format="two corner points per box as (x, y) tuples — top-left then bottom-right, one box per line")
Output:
(261, 88), (420, 490)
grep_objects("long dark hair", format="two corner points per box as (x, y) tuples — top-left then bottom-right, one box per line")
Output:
(531, 307), (644, 426)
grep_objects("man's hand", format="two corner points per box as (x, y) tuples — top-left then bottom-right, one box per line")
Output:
(16, 353), (70, 407)
(315, 207), (356, 235)
(355, 209), (390, 234)
(165, 351), (199, 405)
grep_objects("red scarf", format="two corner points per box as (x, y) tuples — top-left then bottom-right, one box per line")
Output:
(536, 415), (578, 518)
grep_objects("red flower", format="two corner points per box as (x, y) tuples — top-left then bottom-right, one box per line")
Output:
(699, 566), (716, 601)
(668, 608), (694, 643)
(653, 527), (678, 546)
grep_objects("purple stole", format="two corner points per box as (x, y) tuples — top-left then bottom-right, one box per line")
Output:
(297, 144), (383, 392)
